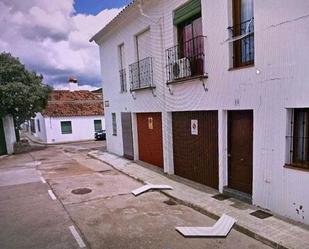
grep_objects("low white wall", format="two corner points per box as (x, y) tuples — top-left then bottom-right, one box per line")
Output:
(44, 116), (105, 144)
(2, 115), (16, 154)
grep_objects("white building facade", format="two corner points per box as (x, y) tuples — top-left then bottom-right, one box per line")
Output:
(31, 85), (105, 144)
(92, 0), (309, 225)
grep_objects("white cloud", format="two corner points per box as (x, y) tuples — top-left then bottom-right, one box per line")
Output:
(0, 0), (122, 87)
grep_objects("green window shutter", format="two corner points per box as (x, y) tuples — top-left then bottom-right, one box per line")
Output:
(174, 0), (201, 25)
(94, 120), (102, 132)
(61, 121), (72, 134)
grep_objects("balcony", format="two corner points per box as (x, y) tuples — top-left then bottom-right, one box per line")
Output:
(119, 68), (127, 92)
(166, 35), (207, 84)
(129, 57), (155, 91)
(228, 18), (254, 68)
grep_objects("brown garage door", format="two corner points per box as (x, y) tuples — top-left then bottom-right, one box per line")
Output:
(137, 113), (163, 168)
(121, 112), (134, 160)
(172, 111), (218, 189)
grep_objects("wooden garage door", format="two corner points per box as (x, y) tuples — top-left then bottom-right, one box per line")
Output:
(172, 111), (218, 189)
(137, 113), (163, 168)
(121, 112), (134, 160)
(0, 118), (7, 155)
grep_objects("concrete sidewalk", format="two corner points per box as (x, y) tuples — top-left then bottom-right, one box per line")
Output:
(88, 150), (309, 249)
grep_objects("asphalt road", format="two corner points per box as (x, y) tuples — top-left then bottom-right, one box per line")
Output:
(0, 142), (271, 249)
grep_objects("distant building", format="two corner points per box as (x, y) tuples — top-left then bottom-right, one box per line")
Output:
(30, 78), (105, 144)
(0, 115), (16, 155)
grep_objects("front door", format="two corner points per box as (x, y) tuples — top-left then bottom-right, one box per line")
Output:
(0, 118), (7, 155)
(121, 112), (134, 160)
(228, 110), (253, 194)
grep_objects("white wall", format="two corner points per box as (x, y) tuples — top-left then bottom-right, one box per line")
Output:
(33, 113), (47, 142)
(97, 0), (309, 224)
(41, 115), (105, 144)
(2, 115), (16, 154)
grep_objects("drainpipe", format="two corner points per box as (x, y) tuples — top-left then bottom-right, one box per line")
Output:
(138, 0), (171, 173)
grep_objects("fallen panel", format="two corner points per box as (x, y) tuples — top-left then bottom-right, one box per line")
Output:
(131, 184), (173, 196)
(176, 214), (236, 237)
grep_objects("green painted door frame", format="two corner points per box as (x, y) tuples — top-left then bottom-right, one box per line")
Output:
(0, 118), (7, 155)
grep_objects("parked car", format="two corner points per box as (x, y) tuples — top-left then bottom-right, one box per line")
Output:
(95, 130), (106, 140)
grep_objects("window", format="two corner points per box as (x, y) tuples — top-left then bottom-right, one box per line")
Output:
(166, 0), (205, 82)
(118, 43), (127, 92)
(129, 29), (154, 90)
(287, 109), (309, 169)
(230, 0), (254, 68)
(61, 121), (72, 134)
(112, 113), (117, 136)
(37, 119), (40, 132)
(94, 120), (102, 132)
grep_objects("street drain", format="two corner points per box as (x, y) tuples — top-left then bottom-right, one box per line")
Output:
(56, 167), (68, 171)
(71, 188), (92, 195)
(163, 199), (177, 206)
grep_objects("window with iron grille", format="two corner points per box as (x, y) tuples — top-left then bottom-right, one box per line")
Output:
(118, 43), (127, 92)
(229, 0), (254, 68)
(166, 0), (205, 83)
(112, 113), (117, 136)
(94, 120), (102, 132)
(287, 108), (309, 169)
(61, 121), (72, 134)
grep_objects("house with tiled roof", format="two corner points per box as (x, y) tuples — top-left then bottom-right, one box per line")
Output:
(30, 78), (104, 144)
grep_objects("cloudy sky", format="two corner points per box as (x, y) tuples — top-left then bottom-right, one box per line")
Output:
(0, 0), (131, 90)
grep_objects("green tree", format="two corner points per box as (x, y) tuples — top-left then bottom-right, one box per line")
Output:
(0, 52), (52, 140)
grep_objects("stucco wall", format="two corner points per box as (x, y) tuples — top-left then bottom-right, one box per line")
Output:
(2, 115), (16, 154)
(33, 113), (47, 142)
(41, 115), (105, 144)
(97, 0), (309, 224)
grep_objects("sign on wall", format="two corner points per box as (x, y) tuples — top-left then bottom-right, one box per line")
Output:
(148, 117), (153, 130)
(191, 119), (198, 135)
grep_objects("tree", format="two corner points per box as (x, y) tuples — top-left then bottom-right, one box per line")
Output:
(0, 52), (52, 140)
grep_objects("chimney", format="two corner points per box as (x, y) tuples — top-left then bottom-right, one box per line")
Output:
(68, 77), (78, 91)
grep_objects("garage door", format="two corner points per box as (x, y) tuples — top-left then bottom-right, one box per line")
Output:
(121, 112), (134, 160)
(172, 111), (218, 189)
(137, 113), (163, 168)
(0, 118), (7, 155)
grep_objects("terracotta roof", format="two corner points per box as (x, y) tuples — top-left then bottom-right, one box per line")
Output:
(42, 90), (104, 117)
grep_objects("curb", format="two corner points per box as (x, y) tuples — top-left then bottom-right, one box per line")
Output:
(88, 151), (289, 249)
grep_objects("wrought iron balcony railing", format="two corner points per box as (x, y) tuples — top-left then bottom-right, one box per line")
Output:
(166, 35), (206, 83)
(129, 57), (154, 91)
(119, 68), (127, 92)
(228, 18), (254, 67)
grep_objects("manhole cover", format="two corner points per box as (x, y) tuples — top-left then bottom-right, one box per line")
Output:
(212, 194), (231, 201)
(163, 199), (177, 206)
(56, 167), (68, 171)
(71, 188), (92, 195)
(250, 210), (273, 219)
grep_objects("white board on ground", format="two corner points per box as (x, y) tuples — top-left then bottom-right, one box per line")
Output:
(175, 214), (236, 237)
(131, 184), (173, 196)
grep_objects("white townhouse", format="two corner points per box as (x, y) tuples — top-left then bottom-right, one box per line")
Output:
(30, 78), (105, 144)
(91, 0), (309, 225)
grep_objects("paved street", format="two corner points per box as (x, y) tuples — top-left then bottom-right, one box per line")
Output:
(0, 141), (271, 249)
